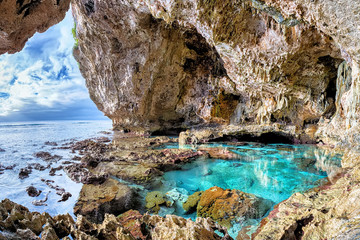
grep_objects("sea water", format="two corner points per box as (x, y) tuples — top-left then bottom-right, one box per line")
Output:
(0, 120), (112, 217)
(152, 142), (343, 237)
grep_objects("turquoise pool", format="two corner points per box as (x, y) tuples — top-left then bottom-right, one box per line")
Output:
(151, 142), (342, 237)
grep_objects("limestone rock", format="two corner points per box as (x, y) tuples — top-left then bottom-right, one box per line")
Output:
(183, 191), (203, 213)
(72, 0), (360, 147)
(197, 186), (272, 228)
(0, 0), (70, 54)
(143, 214), (233, 240)
(74, 178), (135, 223)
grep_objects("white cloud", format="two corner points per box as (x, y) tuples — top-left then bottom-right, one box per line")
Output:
(0, 10), (98, 120)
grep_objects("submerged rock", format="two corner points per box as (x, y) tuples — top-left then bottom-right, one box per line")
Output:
(74, 178), (136, 223)
(145, 191), (171, 214)
(197, 186), (273, 228)
(183, 191), (203, 214)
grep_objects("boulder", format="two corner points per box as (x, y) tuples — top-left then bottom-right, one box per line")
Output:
(74, 178), (135, 223)
(197, 186), (272, 228)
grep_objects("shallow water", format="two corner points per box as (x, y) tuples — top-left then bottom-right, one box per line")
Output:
(151, 142), (343, 237)
(0, 120), (112, 217)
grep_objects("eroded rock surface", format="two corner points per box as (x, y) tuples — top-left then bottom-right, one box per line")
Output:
(0, 198), (231, 240)
(72, 0), (360, 147)
(0, 0), (70, 54)
(74, 178), (135, 223)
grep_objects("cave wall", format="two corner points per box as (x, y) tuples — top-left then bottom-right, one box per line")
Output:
(0, 0), (70, 54)
(73, 0), (358, 145)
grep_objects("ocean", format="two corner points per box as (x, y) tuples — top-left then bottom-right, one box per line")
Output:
(0, 120), (113, 217)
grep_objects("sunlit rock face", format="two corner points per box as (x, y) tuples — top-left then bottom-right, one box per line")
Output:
(0, 0), (70, 54)
(72, 0), (360, 145)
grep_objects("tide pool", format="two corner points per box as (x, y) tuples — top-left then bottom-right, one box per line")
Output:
(150, 142), (342, 237)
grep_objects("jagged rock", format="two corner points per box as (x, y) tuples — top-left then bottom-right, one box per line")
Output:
(74, 178), (135, 223)
(197, 186), (273, 228)
(118, 210), (147, 240)
(26, 186), (42, 197)
(19, 167), (32, 179)
(0, 0), (70, 54)
(34, 151), (62, 162)
(143, 214), (233, 240)
(145, 191), (171, 214)
(41, 223), (59, 240)
(74, 214), (135, 240)
(183, 191), (203, 214)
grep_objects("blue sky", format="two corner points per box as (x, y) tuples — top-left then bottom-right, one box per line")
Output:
(0, 11), (108, 122)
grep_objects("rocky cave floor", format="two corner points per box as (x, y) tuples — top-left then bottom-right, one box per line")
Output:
(1, 125), (360, 240)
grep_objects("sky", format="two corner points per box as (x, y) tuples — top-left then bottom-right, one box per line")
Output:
(0, 11), (108, 122)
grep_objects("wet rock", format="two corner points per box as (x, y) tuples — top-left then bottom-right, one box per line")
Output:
(32, 192), (50, 206)
(34, 152), (62, 162)
(199, 147), (239, 160)
(64, 163), (108, 184)
(40, 179), (72, 202)
(145, 191), (171, 214)
(26, 186), (42, 197)
(49, 166), (63, 176)
(28, 163), (49, 171)
(74, 178), (136, 223)
(143, 214), (232, 240)
(165, 188), (189, 206)
(44, 141), (58, 146)
(19, 167), (32, 179)
(183, 191), (203, 213)
(58, 192), (72, 202)
(197, 186), (273, 228)
(70, 139), (110, 154)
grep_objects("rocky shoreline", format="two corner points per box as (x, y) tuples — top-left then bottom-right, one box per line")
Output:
(0, 129), (357, 239)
